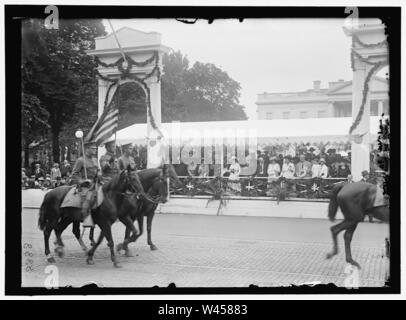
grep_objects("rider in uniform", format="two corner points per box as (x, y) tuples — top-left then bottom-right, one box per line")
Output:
(70, 140), (100, 221)
(99, 137), (119, 183)
(118, 143), (136, 171)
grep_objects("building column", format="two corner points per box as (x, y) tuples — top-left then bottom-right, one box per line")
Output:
(145, 76), (163, 168)
(327, 102), (335, 117)
(378, 100), (384, 116)
(351, 60), (371, 181)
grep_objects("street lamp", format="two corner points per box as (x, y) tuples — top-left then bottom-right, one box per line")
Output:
(75, 128), (87, 179)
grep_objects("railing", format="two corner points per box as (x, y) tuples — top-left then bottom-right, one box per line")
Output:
(170, 176), (347, 201)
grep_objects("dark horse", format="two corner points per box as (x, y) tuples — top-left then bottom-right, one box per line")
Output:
(115, 164), (181, 255)
(38, 168), (145, 267)
(326, 181), (389, 269)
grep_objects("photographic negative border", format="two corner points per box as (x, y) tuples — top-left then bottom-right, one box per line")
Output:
(5, 4), (401, 295)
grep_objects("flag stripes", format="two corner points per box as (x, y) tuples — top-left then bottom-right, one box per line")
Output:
(91, 108), (119, 146)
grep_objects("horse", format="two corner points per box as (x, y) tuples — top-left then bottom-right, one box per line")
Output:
(115, 164), (181, 255)
(326, 181), (389, 269)
(38, 167), (145, 267)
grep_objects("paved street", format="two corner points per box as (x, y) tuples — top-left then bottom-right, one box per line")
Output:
(22, 207), (389, 288)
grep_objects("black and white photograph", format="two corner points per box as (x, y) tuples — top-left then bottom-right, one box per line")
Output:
(3, 3), (401, 297)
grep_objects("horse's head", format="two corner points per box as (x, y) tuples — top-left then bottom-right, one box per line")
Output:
(162, 164), (182, 189)
(124, 165), (145, 197)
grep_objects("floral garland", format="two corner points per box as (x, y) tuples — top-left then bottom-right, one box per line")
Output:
(93, 51), (162, 135)
(349, 61), (384, 135)
(349, 33), (388, 134)
(352, 34), (387, 48)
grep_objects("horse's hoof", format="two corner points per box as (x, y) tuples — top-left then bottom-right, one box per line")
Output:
(47, 256), (56, 263)
(125, 250), (133, 257)
(116, 243), (124, 253)
(348, 260), (362, 269)
(55, 246), (65, 258)
(87, 258), (95, 265)
(326, 252), (336, 260)
(150, 244), (158, 251)
(113, 262), (122, 268)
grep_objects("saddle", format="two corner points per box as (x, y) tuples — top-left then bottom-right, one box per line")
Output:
(60, 185), (104, 209)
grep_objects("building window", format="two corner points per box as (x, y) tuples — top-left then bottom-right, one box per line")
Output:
(266, 112), (273, 120)
(317, 110), (326, 118)
(299, 111), (308, 119)
(282, 112), (290, 119)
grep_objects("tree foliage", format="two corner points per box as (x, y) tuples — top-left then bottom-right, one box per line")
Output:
(21, 18), (105, 163)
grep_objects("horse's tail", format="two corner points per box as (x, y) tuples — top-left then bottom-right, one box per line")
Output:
(38, 191), (53, 231)
(38, 200), (48, 231)
(328, 182), (345, 222)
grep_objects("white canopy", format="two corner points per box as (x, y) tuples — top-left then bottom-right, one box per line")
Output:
(116, 116), (382, 145)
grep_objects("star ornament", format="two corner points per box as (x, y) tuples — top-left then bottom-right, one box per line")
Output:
(245, 182), (254, 191)
(186, 182), (194, 190)
(311, 183), (319, 192)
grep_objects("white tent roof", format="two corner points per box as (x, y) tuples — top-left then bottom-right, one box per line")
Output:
(116, 116), (383, 145)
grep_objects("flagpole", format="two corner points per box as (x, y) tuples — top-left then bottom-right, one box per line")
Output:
(107, 19), (127, 65)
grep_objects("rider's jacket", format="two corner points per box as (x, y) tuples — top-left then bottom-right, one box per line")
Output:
(70, 155), (99, 185)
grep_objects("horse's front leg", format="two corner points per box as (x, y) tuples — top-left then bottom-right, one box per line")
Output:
(89, 227), (96, 247)
(53, 216), (73, 258)
(117, 215), (140, 255)
(344, 222), (361, 269)
(72, 221), (88, 254)
(146, 210), (157, 250)
(326, 220), (351, 260)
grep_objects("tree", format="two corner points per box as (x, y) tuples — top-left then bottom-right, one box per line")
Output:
(159, 51), (248, 123)
(22, 18), (106, 163)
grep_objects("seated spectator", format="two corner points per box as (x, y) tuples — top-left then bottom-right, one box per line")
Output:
(61, 160), (72, 178)
(198, 163), (210, 177)
(280, 156), (295, 179)
(54, 176), (63, 188)
(295, 154), (311, 178)
(34, 163), (45, 180)
(187, 160), (198, 176)
(311, 158), (321, 178)
(267, 156), (280, 181)
(319, 158), (329, 178)
(361, 170), (370, 183)
(336, 161), (351, 178)
(43, 177), (52, 189)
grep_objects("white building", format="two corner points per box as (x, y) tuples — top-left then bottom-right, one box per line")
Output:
(256, 77), (389, 120)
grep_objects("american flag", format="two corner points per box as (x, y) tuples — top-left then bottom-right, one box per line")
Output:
(85, 107), (119, 146)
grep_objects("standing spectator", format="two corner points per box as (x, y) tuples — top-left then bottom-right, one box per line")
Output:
(319, 158), (329, 178)
(295, 154), (311, 178)
(347, 174), (354, 183)
(61, 160), (72, 178)
(311, 158), (321, 178)
(33, 163), (45, 181)
(118, 143), (136, 170)
(50, 163), (61, 188)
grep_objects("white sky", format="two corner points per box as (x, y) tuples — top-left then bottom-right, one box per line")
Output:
(105, 18), (388, 120)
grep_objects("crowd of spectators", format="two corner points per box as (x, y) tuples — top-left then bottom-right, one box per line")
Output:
(22, 141), (381, 189)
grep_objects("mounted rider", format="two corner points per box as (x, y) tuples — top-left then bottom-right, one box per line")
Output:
(99, 136), (120, 183)
(118, 143), (137, 171)
(70, 140), (100, 223)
